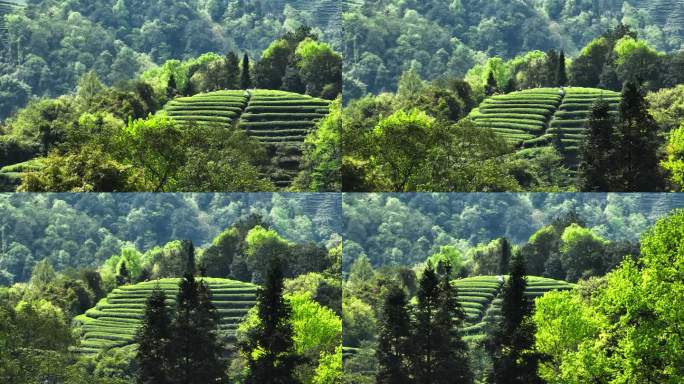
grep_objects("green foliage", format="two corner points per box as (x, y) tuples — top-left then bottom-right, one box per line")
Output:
(532, 209), (684, 382)
(370, 108), (436, 191)
(427, 245), (464, 278)
(663, 123), (684, 188)
(292, 97), (341, 192)
(533, 290), (606, 383)
(342, 296), (377, 348)
(312, 346), (342, 384)
(646, 85), (684, 132)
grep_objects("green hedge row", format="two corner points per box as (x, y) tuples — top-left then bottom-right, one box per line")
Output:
(248, 100), (329, 107)
(479, 107), (553, 116)
(241, 112), (326, 122)
(245, 105), (328, 113)
(239, 120), (316, 128)
(475, 117), (546, 126)
(480, 103), (557, 110)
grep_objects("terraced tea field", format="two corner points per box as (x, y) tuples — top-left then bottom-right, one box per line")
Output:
(472, 88), (563, 146)
(472, 87), (621, 168)
(166, 89), (330, 188)
(455, 275), (574, 342)
(0, 158), (43, 191)
(74, 278), (258, 355)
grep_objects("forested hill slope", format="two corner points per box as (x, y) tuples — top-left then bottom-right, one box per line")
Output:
(343, 0), (684, 94)
(0, 0), (340, 116)
(0, 0), (22, 43)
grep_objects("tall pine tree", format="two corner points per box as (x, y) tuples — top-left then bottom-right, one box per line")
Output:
(225, 52), (240, 89)
(557, 50), (567, 86)
(167, 74), (178, 100)
(242, 261), (299, 384)
(241, 53), (252, 90)
(136, 285), (172, 384)
(117, 260), (131, 286)
(192, 281), (227, 383)
(485, 71), (498, 96)
(169, 273), (200, 384)
(411, 263), (473, 384)
(610, 81), (664, 191)
(578, 98), (615, 191)
(184, 240), (196, 276)
(168, 273), (226, 384)
(487, 254), (542, 384)
(376, 284), (411, 384)
(432, 262), (473, 384)
(499, 238), (511, 275)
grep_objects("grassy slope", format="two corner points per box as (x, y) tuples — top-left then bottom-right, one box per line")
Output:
(472, 87), (621, 168)
(165, 89), (330, 188)
(74, 278), (258, 355)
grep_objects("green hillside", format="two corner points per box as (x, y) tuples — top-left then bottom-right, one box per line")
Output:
(455, 275), (574, 342)
(166, 89), (330, 188)
(74, 278), (258, 355)
(472, 87), (621, 167)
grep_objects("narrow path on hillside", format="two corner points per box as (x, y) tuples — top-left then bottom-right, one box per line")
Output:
(234, 90), (251, 130)
(474, 276), (505, 325)
(544, 87), (565, 140)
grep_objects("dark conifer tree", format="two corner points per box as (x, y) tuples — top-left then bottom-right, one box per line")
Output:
(546, 49), (559, 86)
(167, 274), (226, 384)
(193, 281), (227, 383)
(485, 71), (498, 96)
(432, 262), (473, 384)
(599, 52), (621, 91)
(184, 240), (196, 276)
(578, 98), (615, 191)
(241, 53), (252, 89)
(503, 78), (517, 94)
(136, 285), (172, 384)
(169, 273), (200, 384)
(225, 52), (240, 89)
(167, 74), (178, 100)
(557, 50), (567, 86)
(242, 261), (299, 384)
(610, 81), (664, 191)
(116, 261), (130, 286)
(411, 263), (439, 383)
(376, 284), (411, 384)
(499, 238), (511, 275)
(487, 254), (542, 384)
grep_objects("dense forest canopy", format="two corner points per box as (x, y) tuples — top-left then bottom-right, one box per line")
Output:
(0, 193), (341, 282)
(342, 193), (684, 270)
(343, 0), (684, 95)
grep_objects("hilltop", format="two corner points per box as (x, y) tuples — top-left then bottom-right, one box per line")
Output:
(166, 90), (331, 188)
(471, 87), (621, 167)
(75, 278), (258, 354)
